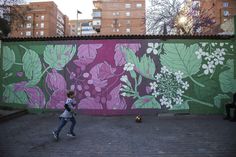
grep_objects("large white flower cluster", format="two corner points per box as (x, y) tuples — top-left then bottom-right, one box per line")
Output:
(149, 66), (189, 108)
(196, 43), (226, 75)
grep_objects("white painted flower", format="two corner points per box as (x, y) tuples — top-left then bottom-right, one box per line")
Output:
(177, 89), (184, 96)
(120, 75), (128, 82)
(152, 91), (159, 97)
(201, 43), (207, 47)
(175, 71), (184, 81)
(182, 81), (189, 90)
(161, 66), (169, 74)
(147, 43), (159, 55)
(150, 82), (158, 90)
(155, 74), (162, 81)
(165, 99), (172, 108)
(214, 56), (224, 65)
(160, 96), (168, 106)
(220, 43), (224, 47)
(214, 48), (225, 56)
(208, 61), (215, 68)
(211, 43), (215, 47)
(195, 48), (206, 59)
(202, 63), (214, 75)
(124, 63), (135, 71)
(230, 45), (234, 49)
(204, 53), (213, 61)
(175, 97), (183, 105)
(166, 104), (173, 109)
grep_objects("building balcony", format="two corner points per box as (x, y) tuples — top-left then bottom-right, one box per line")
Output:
(92, 9), (102, 18)
(93, 0), (102, 9)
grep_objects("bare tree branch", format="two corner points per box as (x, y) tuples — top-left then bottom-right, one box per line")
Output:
(146, 0), (216, 35)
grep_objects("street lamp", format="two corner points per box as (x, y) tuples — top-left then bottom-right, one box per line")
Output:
(76, 10), (82, 35)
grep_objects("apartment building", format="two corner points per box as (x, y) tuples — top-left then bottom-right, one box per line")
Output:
(192, 0), (236, 34)
(69, 19), (96, 36)
(10, 1), (70, 37)
(92, 0), (146, 35)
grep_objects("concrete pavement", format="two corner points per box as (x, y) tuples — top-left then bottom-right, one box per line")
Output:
(0, 113), (236, 157)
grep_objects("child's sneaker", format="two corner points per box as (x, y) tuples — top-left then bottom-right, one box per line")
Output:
(67, 132), (76, 137)
(52, 131), (59, 140)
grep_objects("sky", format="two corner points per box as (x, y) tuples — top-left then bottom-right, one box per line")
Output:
(26, 0), (151, 20)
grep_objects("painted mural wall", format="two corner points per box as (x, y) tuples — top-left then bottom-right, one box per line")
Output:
(1, 39), (236, 115)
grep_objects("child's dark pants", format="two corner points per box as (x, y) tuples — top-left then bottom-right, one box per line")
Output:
(55, 117), (76, 135)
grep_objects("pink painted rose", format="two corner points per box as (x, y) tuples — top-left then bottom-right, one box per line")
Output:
(46, 69), (67, 91)
(90, 61), (116, 90)
(73, 44), (102, 70)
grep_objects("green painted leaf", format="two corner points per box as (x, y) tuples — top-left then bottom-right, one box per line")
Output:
(137, 75), (142, 86)
(219, 59), (236, 93)
(194, 77), (218, 102)
(3, 84), (28, 104)
(214, 94), (230, 108)
(22, 46), (42, 86)
(130, 70), (136, 79)
(44, 45), (76, 70)
(161, 43), (201, 78)
(122, 46), (139, 66)
(132, 95), (161, 109)
(170, 101), (190, 110)
(3, 46), (15, 71)
(137, 54), (156, 79)
(123, 47), (156, 79)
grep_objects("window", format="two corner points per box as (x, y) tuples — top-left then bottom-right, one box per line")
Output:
(26, 23), (31, 28)
(26, 31), (31, 36)
(136, 3), (142, 8)
(125, 4), (131, 8)
(93, 19), (101, 26)
(126, 28), (131, 33)
(20, 24), (23, 28)
(223, 10), (229, 16)
(36, 23), (39, 27)
(126, 12), (130, 16)
(36, 32), (39, 35)
(93, 11), (101, 17)
(113, 12), (119, 16)
(223, 2), (229, 7)
(116, 29), (119, 32)
(41, 15), (44, 20)
(127, 20), (130, 25)
(20, 32), (23, 35)
(40, 23), (44, 28)
(27, 16), (32, 20)
(40, 31), (44, 36)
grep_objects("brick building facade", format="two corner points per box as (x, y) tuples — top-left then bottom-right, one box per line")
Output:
(92, 0), (146, 35)
(10, 1), (70, 37)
